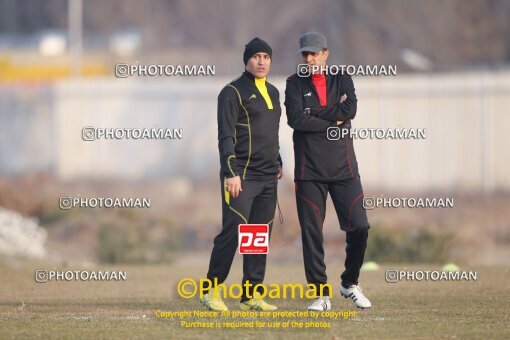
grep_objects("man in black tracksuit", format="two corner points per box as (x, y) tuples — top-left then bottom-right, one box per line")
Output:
(285, 32), (371, 310)
(201, 38), (282, 312)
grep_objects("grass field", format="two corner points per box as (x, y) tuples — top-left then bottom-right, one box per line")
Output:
(1, 256), (509, 339)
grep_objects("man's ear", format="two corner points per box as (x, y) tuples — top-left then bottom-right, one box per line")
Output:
(323, 50), (330, 61)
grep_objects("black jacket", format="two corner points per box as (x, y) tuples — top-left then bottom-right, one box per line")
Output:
(285, 72), (359, 181)
(218, 71), (282, 180)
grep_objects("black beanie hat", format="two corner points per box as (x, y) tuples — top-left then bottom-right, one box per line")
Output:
(243, 37), (272, 65)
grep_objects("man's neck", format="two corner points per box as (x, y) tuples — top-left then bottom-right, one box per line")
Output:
(244, 70), (266, 81)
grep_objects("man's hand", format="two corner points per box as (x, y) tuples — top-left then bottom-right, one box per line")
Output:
(277, 167), (283, 180)
(225, 176), (242, 198)
(336, 94), (348, 125)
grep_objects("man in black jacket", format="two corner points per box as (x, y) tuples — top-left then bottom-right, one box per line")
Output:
(201, 37), (282, 312)
(285, 32), (371, 311)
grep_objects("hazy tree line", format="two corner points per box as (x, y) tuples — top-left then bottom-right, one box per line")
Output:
(0, 0), (508, 74)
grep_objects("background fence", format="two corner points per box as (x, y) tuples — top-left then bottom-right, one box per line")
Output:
(1, 71), (509, 192)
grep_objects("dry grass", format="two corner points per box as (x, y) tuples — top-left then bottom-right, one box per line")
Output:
(1, 255), (509, 339)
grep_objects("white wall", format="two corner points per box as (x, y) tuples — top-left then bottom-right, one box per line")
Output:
(4, 70), (509, 191)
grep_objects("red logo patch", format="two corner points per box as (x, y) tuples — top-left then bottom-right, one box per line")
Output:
(238, 224), (269, 254)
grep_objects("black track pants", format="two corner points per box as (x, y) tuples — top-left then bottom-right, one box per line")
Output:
(206, 176), (277, 302)
(295, 177), (370, 296)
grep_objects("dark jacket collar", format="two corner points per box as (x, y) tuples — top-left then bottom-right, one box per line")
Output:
(243, 70), (255, 81)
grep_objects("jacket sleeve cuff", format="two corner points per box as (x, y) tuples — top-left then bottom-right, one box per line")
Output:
(226, 155), (240, 178)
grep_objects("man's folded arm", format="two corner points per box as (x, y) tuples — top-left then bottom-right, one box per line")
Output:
(309, 75), (358, 122)
(285, 78), (335, 132)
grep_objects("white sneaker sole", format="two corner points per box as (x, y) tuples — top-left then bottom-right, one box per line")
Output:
(341, 292), (371, 309)
(307, 300), (331, 311)
(307, 306), (331, 311)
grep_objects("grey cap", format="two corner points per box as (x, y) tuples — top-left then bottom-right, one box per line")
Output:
(298, 32), (327, 53)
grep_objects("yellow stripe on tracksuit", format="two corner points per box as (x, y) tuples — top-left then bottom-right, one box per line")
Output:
(224, 177), (230, 204)
(227, 155), (236, 178)
(255, 77), (273, 109)
(223, 177), (248, 223)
